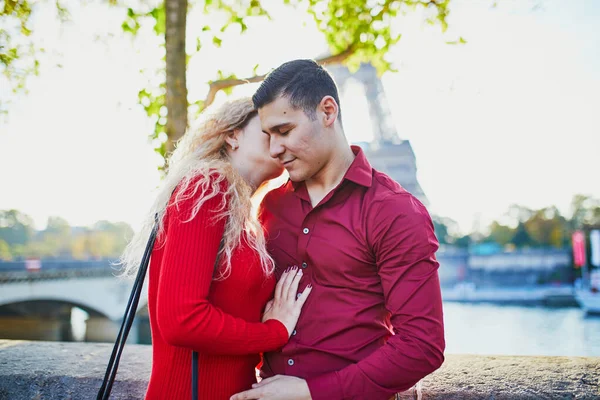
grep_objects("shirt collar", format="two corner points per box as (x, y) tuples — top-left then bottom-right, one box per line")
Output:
(344, 145), (373, 188)
(290, 145), (373, 192)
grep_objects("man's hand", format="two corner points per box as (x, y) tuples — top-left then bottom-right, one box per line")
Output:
(230, 375), (311, 400)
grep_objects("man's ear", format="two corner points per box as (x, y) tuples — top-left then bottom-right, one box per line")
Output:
(319, 96), (339, 128)
(224, 128), (241, 150)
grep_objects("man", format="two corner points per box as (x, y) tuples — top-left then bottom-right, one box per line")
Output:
(232, 59), (445, 400)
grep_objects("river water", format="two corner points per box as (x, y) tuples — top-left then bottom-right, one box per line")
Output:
(69, 302), (600, 357)
(443, 302), (600, 357)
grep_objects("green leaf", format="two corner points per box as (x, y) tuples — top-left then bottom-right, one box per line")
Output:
(151, 6), (166, 36)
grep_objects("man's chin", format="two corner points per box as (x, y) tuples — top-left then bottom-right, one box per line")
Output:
(286, 171), (305, 183)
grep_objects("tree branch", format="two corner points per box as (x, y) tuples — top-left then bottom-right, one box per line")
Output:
(202, 46), (356, 110)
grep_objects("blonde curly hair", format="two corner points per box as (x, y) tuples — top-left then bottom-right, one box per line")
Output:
(119, 97), (275, 280)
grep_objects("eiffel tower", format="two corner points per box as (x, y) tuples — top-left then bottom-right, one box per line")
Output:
(326, 63), (428, 205)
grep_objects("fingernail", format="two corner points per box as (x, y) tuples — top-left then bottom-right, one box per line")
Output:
(297, 269), (303, 275)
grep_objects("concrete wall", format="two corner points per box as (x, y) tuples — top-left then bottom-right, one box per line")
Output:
(0, 340), (598, 399)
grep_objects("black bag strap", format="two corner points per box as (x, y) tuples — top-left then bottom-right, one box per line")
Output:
(97, 213), (159, 400)
(97, 213), (225, 400)
(192, 350), (199, 399)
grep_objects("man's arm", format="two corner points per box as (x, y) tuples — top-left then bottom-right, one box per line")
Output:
(305, 193), (445, 400)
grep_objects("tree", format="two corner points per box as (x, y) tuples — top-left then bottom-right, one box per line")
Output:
(92, 220), (134, 254)
(45, 216), (71, 236)
(0, 239), (12, 260)
(0, 209), (35, 246)
(453, 234), (471, 248)
(524, 206), (568, 248)
(3, 0), (457, 164)
(0, 0), (70, 115)
(569, 194), (600, 229)
(155, 0), (453, 165)
(39, 216), (73, 256)
(506, 204), (534, 225)
(486, 221), (514, 247)
(510, 222), (536, 248)
(432, 214), (460, 245)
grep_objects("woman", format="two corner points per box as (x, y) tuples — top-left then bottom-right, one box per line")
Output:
(120, 98), (311, 399)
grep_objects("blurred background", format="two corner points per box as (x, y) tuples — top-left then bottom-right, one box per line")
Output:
(1, 0), (599, 357)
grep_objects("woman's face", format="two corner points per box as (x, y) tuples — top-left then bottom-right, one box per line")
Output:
(237, 114), (285, 184)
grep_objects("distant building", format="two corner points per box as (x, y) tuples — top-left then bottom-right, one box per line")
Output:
(436, 247), (574, 287)
(326, 63), (428, 205)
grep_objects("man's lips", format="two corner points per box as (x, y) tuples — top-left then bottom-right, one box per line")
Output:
(283, 158), (296, 166)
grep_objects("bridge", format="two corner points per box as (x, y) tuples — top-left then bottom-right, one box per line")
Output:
(0, 247), (577, 344)
(0, 260), (148, 343)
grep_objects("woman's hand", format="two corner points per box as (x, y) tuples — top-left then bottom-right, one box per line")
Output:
(262, 266), (312, 337)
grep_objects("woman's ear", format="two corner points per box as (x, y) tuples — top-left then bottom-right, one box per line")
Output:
(224, 129), (241, 151)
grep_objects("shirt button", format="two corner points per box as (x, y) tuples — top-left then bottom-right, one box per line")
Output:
(288, 359), (294, 366)
(302, 228), (309, 234)
(301, 262), (308, 269)
(292, 329), (297, 336)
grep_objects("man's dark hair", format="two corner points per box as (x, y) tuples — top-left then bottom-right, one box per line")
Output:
(252, 59), (342, 122)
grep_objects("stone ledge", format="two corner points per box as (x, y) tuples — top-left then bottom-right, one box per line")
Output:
(0, 340), (598, 399)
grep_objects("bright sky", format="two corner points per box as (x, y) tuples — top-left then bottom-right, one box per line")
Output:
(1, 0), (599, 235)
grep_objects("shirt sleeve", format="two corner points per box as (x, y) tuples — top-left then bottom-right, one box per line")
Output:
(306, 193), (445, 400)
(155, 177), (289, 355)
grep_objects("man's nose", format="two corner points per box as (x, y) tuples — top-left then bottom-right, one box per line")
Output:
(269, 136), (285, 159)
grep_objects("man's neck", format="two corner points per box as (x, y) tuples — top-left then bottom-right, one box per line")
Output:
(305, 145), (355, 207)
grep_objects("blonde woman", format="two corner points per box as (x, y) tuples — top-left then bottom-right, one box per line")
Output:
(120, 98), (312, 400)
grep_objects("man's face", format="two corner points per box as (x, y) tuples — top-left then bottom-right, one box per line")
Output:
(258, 96), (330, 182)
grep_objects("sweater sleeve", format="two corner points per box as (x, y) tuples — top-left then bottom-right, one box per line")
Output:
(155, 178), (289, 355)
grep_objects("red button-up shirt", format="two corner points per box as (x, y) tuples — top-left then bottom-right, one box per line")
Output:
(259, 146), (445, 400)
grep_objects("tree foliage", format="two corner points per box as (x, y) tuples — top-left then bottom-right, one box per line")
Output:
(0, 210), (133, 260)
(431, 194), (600, 250)
(432, 214), (459, 245)
(1, 0), (458, 163)
(569, 194), (600, 229)
(0, 209), (35, 246)
(0, 0), (71, 114)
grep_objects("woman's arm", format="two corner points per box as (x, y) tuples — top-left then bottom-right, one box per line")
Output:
(155, 179), (289, 355)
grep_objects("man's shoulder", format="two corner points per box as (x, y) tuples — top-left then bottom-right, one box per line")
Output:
(368, 169), (429, 216)
(369, 169), (410, 200)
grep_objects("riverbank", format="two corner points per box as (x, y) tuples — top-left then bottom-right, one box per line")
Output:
(442, 284), (579, 307)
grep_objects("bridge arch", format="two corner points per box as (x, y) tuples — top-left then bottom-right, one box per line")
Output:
(0, 276), (144, 321)
(0, 298), (110, 319)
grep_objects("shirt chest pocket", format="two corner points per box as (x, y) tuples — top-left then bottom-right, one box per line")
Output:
(304, 229), (378, 286)
(266, 230), (301, 274)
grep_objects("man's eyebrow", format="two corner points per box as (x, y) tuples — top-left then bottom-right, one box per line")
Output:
(263, 123), (293, 134)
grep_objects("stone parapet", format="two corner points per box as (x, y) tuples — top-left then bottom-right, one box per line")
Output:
(0, 340), (598, 399)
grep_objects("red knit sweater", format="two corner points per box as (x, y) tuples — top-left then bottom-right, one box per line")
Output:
(145, 177), (289, 400)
